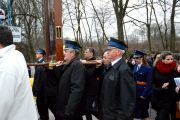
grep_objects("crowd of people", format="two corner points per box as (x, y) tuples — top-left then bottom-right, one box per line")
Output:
(0, 25), (180, 120)
(127, 50), (180, 120)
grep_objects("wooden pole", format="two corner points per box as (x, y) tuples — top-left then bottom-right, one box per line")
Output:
(43, 0), (50, 61)
(43, 0), (63, 61)
(53, 0), (63, 61)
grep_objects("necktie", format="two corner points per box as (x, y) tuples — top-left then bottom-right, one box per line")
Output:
(136, 66), (140, 71)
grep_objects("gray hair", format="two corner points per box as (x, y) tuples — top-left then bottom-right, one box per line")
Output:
(119, 49), (125, 55)
(66, 48), (80, 56)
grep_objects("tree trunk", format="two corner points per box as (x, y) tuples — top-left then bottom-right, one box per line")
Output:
(147, 24), (152, 52)
(112, 0), (129, 42)
(117, 17), (124, 42)
(170, 0), (176, 52)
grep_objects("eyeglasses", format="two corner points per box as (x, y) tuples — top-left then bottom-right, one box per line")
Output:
(133, 57), (140, 59)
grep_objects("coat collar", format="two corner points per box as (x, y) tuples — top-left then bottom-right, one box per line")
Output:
(62, 56), (80, 70)
(112, 58), (124, 69)
(37, 58), (45, 63)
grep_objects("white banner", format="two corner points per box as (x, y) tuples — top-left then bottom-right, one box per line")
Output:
(8, 26), (22, 42)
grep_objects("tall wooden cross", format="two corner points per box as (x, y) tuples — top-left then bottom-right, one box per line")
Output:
(43, 0), (63, 61)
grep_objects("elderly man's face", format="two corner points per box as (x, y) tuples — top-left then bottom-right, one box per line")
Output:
(107, 48), (121, 61)
(103, 51), (111, 65)
(63, 49), (75, 62)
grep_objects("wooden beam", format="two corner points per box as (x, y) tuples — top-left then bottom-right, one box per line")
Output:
(53, 0), (63, 61)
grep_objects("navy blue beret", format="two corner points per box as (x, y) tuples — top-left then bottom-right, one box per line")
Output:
(107, 37), (128, 50)
(133, 50), (146, 57)
(36, 48), (46, 55)
(64, 40), (81, 50)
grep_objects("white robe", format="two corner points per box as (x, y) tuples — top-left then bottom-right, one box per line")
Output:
(0, 45), (38, 120)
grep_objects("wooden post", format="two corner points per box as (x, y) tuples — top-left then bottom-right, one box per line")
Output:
(43, 0), (50, 61)
(53, 0), (63, 61)
(44, 0), (63, 61)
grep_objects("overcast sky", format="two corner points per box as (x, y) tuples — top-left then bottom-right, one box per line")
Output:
(62, 0), (180, 40)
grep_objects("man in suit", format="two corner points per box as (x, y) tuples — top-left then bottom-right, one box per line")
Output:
(101, 37), (136, 120)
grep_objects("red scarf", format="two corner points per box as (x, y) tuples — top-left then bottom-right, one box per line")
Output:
(156, 60), (176, 74)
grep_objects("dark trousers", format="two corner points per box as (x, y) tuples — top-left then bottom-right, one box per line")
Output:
(46, 96), (56, 116)
(134, 97), (149, 119)
(84, 96), (97, 120)
(36, 96), (49, 120)
(55, 115), (83, 120)
(36, 96), (57, 120)
(156, 108), (176, 120)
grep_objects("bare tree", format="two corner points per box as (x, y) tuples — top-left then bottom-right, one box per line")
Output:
(90, 0), (108, 41)
(170, 0), (179, 51)
(12, 0), (43, 62)
(112, 0), (129, 42)
(80, 0), (92, 45)
(126, 0), (153, 52)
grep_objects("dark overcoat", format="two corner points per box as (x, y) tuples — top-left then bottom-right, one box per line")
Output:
(84, 58), (98, 96)
(101, 58), (136, 120)
(32, 58), (46, 97)
(151, 67), (176, 110)
(56, 57), (86, 118)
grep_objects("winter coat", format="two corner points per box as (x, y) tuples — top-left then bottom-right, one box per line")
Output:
(101, 58), (136, 120)
(56, 57), (86, 118)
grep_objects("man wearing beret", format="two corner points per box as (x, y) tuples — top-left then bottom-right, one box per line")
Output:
(56, 40), (85, 120)
(0, 25), (38, 120)
(101, 37), (136, 120)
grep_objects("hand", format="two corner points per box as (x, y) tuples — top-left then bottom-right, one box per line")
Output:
(140, 96), (145, 99)
(63, 112), (72, 120)
(80, 60), (86, 64)
(33, 96), (37, 100)
(176, 87), (180, 93)
(131, 60), (135, 65)
(96, 60), (102, 68)
(56, 61), (64, 66)
(178, 65), (180, 73)
(125, 59), (128, 63)
(162, 82), (169, 89)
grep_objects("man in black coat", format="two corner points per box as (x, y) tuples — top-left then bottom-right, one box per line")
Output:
(32, 48), (49, 120)
(56, 40), (85, 120)
(101, 37), (136, 120)
(83, 48), (99, 120)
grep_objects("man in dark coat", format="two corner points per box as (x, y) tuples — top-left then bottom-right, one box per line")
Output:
(83, 48), (99, 120)
(101, 37), (136, 120)
(32, 48), (49, 120)
(56, 40), (85, 120)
